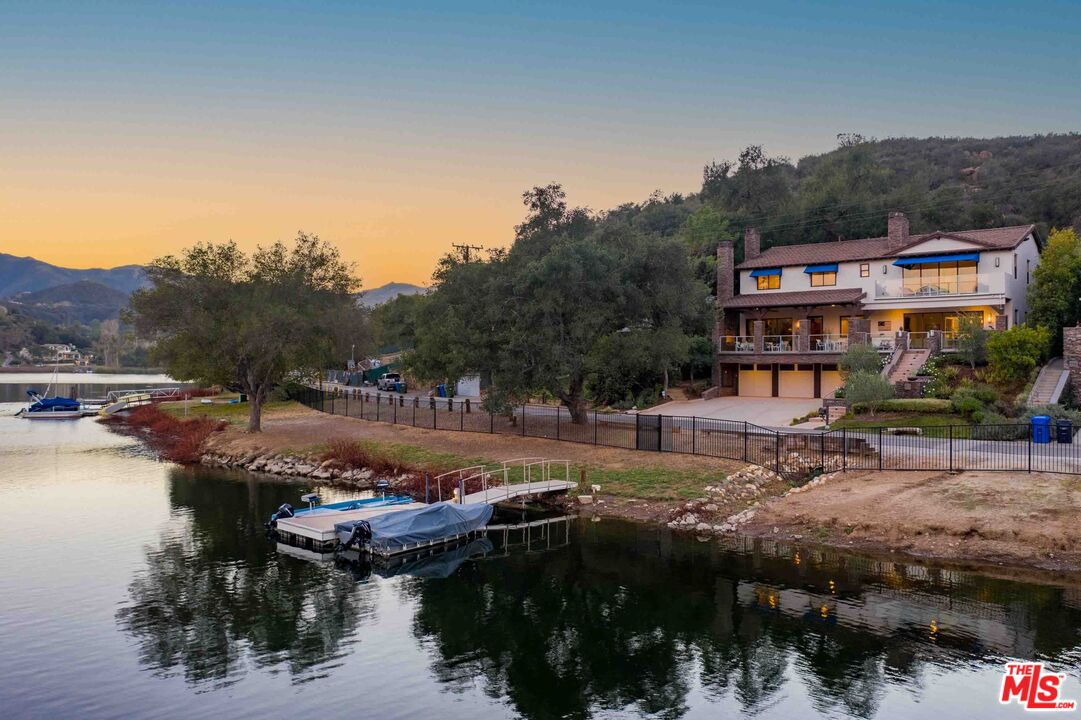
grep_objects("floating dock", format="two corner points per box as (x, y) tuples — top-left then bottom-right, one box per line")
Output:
(273, 458), (576, 555)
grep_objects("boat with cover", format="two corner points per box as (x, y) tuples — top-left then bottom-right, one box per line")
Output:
(335, 501), (494, 557)
(16, 390), (84, 419)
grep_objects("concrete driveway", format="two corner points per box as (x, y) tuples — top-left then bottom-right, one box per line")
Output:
(639, 396), (822, 427)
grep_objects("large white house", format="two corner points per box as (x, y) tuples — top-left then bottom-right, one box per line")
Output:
(714, 211), (1042, 399)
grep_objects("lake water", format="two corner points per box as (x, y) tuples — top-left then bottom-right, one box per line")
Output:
(0, 387), (1078, 719)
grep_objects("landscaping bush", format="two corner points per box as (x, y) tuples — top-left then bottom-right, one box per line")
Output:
(839, 344), (882, 377)
(1023, 404), (1081, 425)
(921, 356), (960, 399)
(879, 398), (951, 413)
(845, 370), (894, 416)
(987, 325), (1051, 384)
(955, 315), (989, 369)
(971, 415), (1027, 440)
(949, 384), (1002, 419)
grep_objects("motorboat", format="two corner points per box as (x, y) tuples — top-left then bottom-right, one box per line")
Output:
(16, 390), (84, 420)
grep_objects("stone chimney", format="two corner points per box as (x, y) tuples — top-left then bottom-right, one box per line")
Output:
(887, 211), (909, 250)
(715, 241), (734, 300)
(743, 226), (761, 260)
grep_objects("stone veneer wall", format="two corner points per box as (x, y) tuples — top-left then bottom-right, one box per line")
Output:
(1064, 325), (1081, 397)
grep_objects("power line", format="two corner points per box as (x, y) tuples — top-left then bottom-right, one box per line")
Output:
(451, 243), (486, 263)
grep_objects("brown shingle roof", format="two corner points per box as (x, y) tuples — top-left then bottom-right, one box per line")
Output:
(721, 288), (865, 309)
(736, 225), (1036, 269)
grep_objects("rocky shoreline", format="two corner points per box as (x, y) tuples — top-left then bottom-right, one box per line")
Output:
(199, 450), (413, 486)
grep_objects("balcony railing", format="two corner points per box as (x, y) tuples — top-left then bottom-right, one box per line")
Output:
(763, 335), (796, 352)
(719, 335), (755, 352)
(875, 274), (994, 299)
(809, 334), (847, 352)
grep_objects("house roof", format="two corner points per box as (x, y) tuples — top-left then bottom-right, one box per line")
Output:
(720, 288), (865, 309)
(736, 224), (1036, 270)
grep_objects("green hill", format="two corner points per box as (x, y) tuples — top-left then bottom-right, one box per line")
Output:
(0, 280), (129, 325)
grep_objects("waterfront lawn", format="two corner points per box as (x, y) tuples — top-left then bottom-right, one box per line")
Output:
(161, 398), (299, 425)
(322, 439), (721, 501)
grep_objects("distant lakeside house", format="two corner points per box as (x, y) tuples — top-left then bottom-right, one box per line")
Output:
(713, 211), (1041, 399)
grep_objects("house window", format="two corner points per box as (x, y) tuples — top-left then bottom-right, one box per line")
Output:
(840, 316), (850, 335)
(1026, 258), (1031, 284)
(809, 271), (837, 287)
(1013, 254), (1017, 279)
(859, 263), (869, 277)
(901, 260), (978, 295)
(757, 274), (780, 290)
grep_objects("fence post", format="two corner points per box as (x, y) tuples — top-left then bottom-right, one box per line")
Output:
(433, 401), (437, 429)
(657, 415), (664, 452)
(692, 416), (697, 455)
(774, 430), (780, 473)
(361, 391), (365, 418)
(460, 403), (464, 431)
(376, 395), (380, 422)
(635, 413), (641, 451)
(842, 428), (848, 472)
(345, 391), (348, 417)
(593, 410), (598, 445)
(521, 405), (526, 436)
(556, 407), (560, 440)
(393, 398), (397, 424)
(1028, 430), (1033, 473)
(948, 425), (953, 471)
(743, 421), (748, 462)
(878, 427), (883, 471)
(413, 402), (417, 427)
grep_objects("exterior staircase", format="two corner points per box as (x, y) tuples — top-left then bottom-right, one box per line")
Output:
(887, 349), (930, 384)
(1028, 358), (1069, 406)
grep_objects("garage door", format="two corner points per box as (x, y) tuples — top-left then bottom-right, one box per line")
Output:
(821, 370), (843, 398)
(778, 370), (814, 398)
(739, 370), (772, 397)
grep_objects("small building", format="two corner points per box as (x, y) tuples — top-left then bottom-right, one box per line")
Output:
(714, 212), (1041, 399)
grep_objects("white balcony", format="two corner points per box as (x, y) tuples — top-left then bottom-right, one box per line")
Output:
(875, 274), (998, 299)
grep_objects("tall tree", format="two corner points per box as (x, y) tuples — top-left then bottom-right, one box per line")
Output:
(1028, 228), (1081, 352)
(128, 233), (364, 432)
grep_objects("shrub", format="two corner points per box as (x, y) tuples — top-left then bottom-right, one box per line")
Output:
(949, 385), (1000, 418)
(986, 325), (1051, 384)
(845, 370), (894, 416)
(879, 398), (951, 413)
(839, 344), (882, 377)
(955, 315), (989, 369)
(103, 405), (226, 463)
(922, 356), (960, 399)
(1023, 404), (1081, 425)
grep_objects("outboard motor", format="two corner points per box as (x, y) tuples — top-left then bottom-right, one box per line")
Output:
(339, 520), (372, 552)
(266, 503), (294, 529)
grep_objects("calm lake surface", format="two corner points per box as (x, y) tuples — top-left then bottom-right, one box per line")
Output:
(1, 386), (1078, 719)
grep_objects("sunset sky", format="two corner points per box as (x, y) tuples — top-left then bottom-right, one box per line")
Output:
(2, 1), (1079, 287)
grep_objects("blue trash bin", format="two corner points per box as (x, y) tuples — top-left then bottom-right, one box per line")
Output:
(1031, 415), (1051, 444)
(437, 384), (446, 398)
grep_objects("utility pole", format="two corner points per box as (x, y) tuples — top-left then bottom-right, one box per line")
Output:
(452, 243), (485, 263)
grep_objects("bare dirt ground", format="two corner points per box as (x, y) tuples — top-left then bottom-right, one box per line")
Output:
(743, 469), (1081, 574)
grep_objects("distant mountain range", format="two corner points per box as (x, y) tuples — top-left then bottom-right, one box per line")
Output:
(0, 253), (147, 298)
(1, 280), (130, 325)
(357, 282), (426, 307)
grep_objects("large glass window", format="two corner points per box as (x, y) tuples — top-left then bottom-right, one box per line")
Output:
(757, 274), (780, 290)
(809, 271), (836, 287)
(901, 260), (978, 295)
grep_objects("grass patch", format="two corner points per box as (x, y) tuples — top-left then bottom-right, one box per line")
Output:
(832, 413), (969, 431)
(160, 399), (299, 425)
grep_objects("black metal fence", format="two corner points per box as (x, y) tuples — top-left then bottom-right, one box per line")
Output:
(299, 387), (1081, 478)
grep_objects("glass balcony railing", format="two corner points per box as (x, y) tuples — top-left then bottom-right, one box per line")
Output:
(875, 274), (993, 298)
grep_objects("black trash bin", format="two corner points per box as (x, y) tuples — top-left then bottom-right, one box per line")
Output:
(1057, 418), (1073, 444)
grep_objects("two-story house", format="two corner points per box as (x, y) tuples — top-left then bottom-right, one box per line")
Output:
(713, 211), (1041, 399)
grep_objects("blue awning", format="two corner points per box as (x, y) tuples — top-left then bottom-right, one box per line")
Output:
(749, 267), (782, 277)
(804, 263), (838, 274)
(893, 252), (979, 267)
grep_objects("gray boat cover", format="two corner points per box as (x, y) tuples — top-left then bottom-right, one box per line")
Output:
(334, 502), (494, 553)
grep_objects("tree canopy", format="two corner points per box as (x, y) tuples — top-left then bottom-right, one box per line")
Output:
(407, 184), (709, 421)
(128, 232), (366, 432)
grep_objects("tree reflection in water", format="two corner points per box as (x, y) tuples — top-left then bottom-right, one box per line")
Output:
(114, 467), (1081, 718)
(408, 521), (1081, 719)
(116, 468), (375, 686)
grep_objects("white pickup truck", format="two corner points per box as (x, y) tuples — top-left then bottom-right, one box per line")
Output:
(376, 373), (405, 392)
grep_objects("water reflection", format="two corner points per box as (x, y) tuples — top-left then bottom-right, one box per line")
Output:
(116, 469), (376, 686)
(115, 466), (1081, 718)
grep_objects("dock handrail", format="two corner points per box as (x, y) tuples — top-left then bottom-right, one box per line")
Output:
(462, 459), (572, 505)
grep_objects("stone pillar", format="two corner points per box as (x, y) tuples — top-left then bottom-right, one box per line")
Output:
(887, 211), (909, 250)
(928, 329), (942, 355)
(712, 241), (735, 388)
(1064, 325), (1081, 397)
(895, 330), (909, 352)
(995, 314), (1009, 330)
(798, 316), (810, 352)
(753, 320), (765, 354)
(847, 316), (870, 346)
